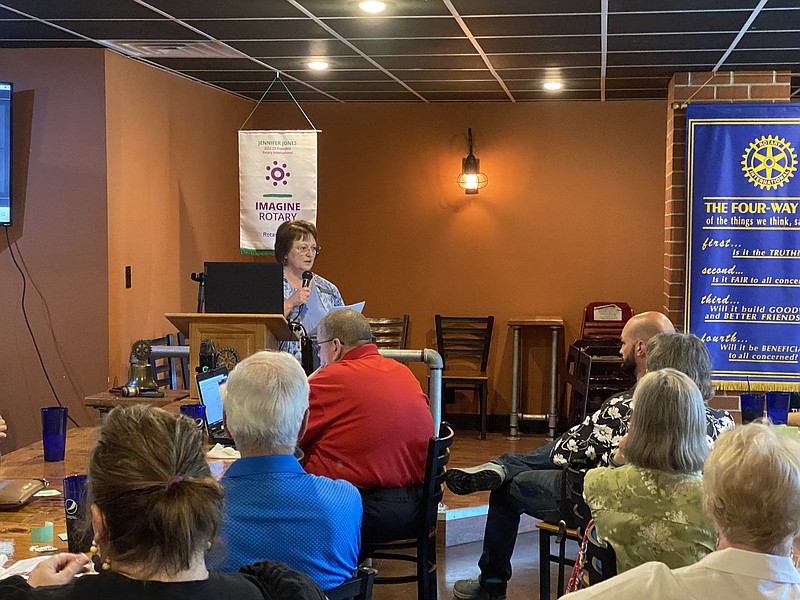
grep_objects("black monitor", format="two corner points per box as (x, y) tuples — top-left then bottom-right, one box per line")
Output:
(0, 82), (11, 226)
(203, 262), (284, 314)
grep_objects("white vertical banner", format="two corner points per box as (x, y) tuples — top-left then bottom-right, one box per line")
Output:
(238, 130), (318, 255)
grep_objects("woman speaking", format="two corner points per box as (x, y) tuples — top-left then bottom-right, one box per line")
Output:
(275, 220), (344, 360)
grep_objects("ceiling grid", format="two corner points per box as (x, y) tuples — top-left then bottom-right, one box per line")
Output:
(0, 0), (797, 102)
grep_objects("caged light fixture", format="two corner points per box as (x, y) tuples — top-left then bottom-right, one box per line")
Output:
(456, 128), (488, 195)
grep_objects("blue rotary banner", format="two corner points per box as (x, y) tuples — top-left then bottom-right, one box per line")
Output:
(686, 103), (800, 391)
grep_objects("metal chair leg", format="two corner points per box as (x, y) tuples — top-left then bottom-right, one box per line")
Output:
(480, 382), (487, 439)
(539, 528), (551, 600)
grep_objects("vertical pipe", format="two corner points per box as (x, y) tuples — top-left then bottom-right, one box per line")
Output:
(548, 325), (559, 440)
(509, 325), (521, 439)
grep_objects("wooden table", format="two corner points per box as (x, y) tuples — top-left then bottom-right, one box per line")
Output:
(0, 412), (231, 564)
(83, 389), (190, 412)
(0, 428), (96, 562)
(507, 316), (565, 440)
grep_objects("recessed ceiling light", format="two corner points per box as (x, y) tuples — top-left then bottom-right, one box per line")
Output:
(543, 81), (563, 91)
(307, 61), (329, 71)
(359, 1), (386, 13)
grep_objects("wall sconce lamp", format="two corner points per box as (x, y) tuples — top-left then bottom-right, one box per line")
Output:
(457, 128), (488, 195)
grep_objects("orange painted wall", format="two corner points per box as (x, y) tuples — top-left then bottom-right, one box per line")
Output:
(254, 101), (667, 416)
(0, 46), (668, 449)
(104, 53), (254, 385)
(0, 49), (108, 450)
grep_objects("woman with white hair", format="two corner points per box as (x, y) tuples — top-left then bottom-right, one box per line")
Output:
(566, 422), (800, 598)
(581, 368), (716, 572)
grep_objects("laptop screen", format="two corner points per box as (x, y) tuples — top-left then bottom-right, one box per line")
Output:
(196, 367), (228, 427)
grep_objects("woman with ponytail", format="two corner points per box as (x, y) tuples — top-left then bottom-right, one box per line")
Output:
(0, 405), (325, 600)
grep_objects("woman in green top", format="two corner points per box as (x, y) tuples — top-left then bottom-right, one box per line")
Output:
(583, 368), (716, 573)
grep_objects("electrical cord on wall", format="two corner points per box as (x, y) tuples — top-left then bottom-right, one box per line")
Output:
(4, 225), (79, 427)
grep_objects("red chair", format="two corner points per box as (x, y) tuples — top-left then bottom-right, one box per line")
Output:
(580, 302), (633, 340)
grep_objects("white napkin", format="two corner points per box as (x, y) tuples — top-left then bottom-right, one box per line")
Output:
(206, 444), (240, 459)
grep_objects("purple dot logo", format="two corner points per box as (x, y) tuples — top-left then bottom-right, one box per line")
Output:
(266, 161), (291, 186)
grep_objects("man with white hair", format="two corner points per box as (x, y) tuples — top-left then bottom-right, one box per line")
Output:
(564, 422), (800, 599)
(217, 350), (362, 592)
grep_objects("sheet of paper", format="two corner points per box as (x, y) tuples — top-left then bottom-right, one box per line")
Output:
(299, 287), (365, 335)
(0, 555), (51, 580)
(331, 302), (365, 314)
(300, 285), (327, 335)
(207, 444), (241, 460)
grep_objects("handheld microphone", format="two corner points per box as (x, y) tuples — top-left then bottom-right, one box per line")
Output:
(295, 270), (314, 317)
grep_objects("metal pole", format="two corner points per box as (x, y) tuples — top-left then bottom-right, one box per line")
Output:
(548, 325), (559, 440)
(509, 326), (521, 439)
(149, 346), (190, 359)
(148, 346), (444, 433)
(379, 348), (443, 433)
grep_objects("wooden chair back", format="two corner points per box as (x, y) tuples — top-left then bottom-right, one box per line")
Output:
(366, 315), (409, 349)
(434, 315), (494, 371)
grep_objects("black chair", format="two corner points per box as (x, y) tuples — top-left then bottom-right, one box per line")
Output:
(562, 339), (631, 428)
(361, 422), (455, 600)
(177, 331), (190, 390)
(435, 315), (494, 439)
(148, 334), (177, 389)
(584, 522), (617, 585)
(325, 567), (376, 600)
(536, 468), (591, 600)
(366, 315), (410, 349)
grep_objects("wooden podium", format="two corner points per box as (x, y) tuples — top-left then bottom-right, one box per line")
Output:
(165, 313), (297, 398)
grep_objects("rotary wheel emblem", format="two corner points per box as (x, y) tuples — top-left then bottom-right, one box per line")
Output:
(741, 135), (797, 190)
(131, 339), (152, 363)
(217, 347), (241, 371)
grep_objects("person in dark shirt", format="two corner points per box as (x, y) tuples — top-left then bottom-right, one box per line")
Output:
(0, 405), (325, 600)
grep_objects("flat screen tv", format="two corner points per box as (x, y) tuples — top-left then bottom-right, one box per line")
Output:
(0, 82), (11, 226)
(203, 262), (284, 314)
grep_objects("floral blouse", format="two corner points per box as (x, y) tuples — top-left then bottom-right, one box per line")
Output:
(583, 465), (717, 572)
(281, 272), (344, 360)
(551, 388), (735, 469)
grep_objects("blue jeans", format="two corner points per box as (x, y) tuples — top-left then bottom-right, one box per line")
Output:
(477, 441), (563, 585)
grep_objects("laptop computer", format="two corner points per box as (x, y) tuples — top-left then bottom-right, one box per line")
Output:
(204, 262), (284, 314)
(196, 367), (235, 446)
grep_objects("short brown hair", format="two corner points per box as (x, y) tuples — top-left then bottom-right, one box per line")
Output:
(274, 220), (318, 263)
(318, 309), (373, 347)
(88, 405), (223, 577)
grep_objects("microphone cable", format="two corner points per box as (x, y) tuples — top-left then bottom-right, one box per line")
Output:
(3, 226), (79, 426)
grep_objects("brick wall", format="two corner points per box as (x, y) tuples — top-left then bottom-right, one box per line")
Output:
(663, 71), (792, 417)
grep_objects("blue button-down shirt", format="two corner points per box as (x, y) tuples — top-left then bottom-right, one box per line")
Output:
(217, 454), (362, 591)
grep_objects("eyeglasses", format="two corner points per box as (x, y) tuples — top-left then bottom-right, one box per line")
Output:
(313, 337), (337, 353)
(293, 243), (321, 255)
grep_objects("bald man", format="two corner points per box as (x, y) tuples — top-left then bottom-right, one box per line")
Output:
(450, 312), (730, 600)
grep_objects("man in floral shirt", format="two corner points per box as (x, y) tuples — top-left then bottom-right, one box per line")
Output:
(449, 313), (733, 600)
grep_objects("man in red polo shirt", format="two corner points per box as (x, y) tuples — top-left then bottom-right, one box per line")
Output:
(300, 309), (434, 544)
